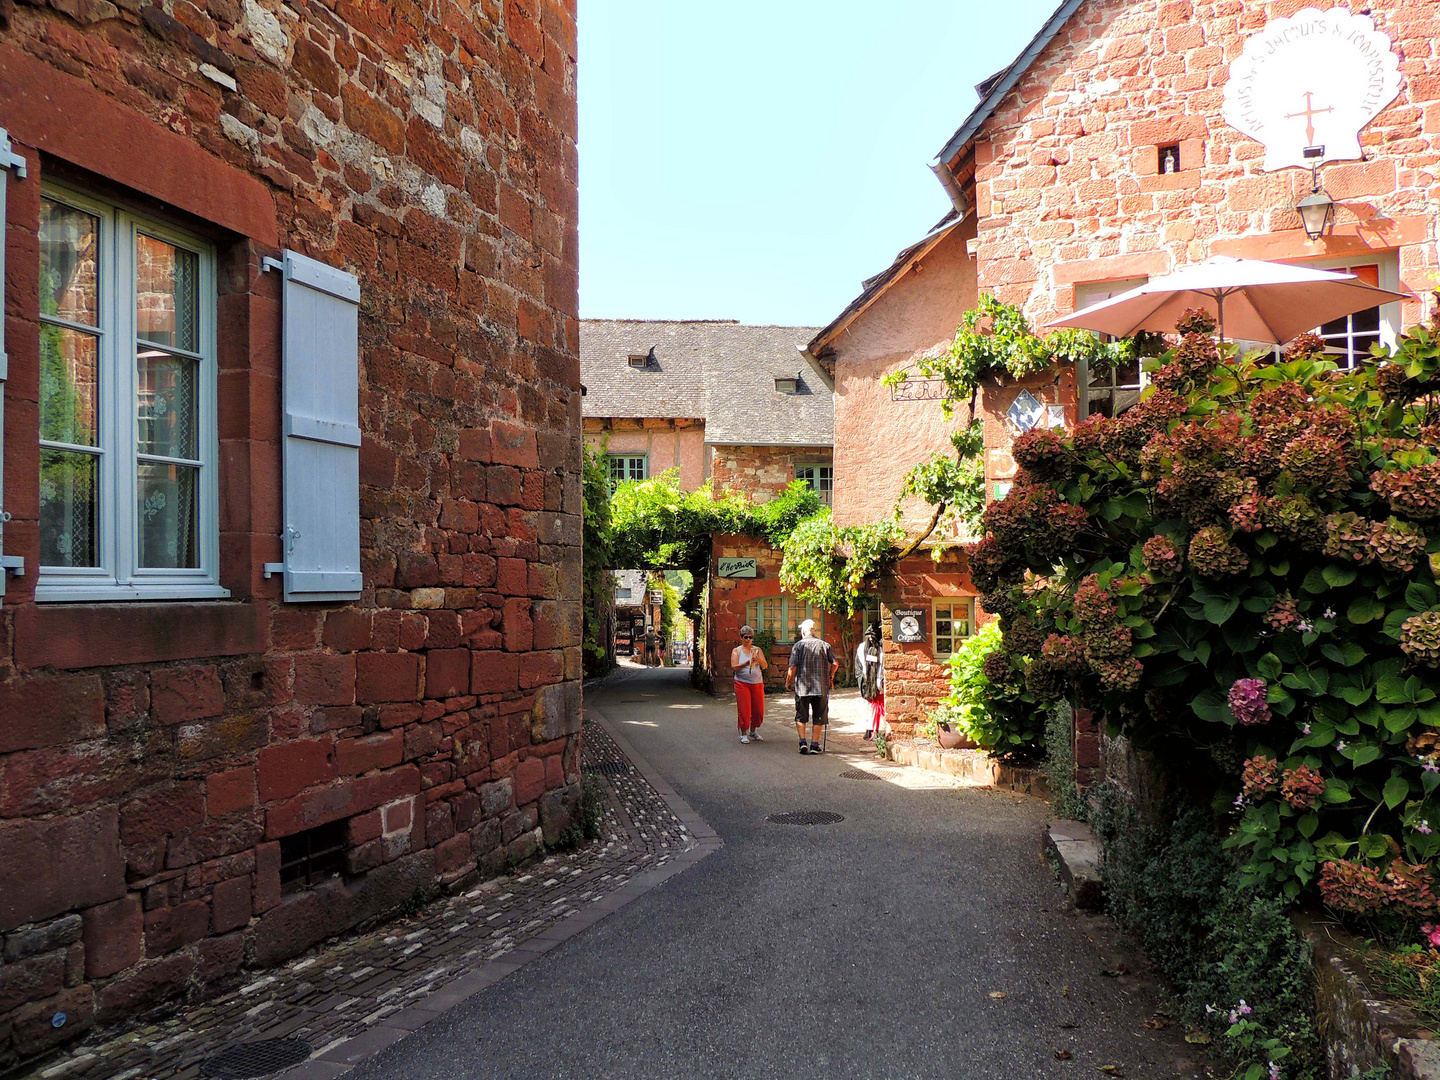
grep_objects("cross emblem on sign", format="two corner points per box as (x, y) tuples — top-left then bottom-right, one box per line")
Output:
(1285, 91), (1334, 147)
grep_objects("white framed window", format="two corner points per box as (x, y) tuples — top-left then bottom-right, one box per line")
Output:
(37, 187), (223, 601)
(745, 595), (824, 645)
(1301, 254), (1401, 367)
(606, 454), (647, 486)
(795, 463), (833, 506)
(933, 598), (973, 658)
(1075, 277), (1148, 419)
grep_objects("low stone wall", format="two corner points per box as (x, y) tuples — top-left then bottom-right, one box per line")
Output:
(1294, 913), (1440, 1080)
(885, 737), (1048, 797)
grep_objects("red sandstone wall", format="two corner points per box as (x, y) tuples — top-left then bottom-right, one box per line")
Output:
(877, 552), (978, 734)
(706, 535), (849, 698)
(0, 0), (578, 1061)
(583, 417), (707, 491)
(963, 0), (1440, 327)
(710, 445), (831, 504)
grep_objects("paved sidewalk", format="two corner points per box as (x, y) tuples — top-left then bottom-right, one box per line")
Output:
(19, 714), (715, 1080)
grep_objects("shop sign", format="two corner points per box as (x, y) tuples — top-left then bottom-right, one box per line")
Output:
(892, 609), (926, 643)
(650, 589), (664, 604)
(1222, 7), (1401, 172)
(717, 557), (758, 578)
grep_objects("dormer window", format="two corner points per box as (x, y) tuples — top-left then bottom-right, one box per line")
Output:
(628, 346), (657, 369)
(774, 375), (798, 394)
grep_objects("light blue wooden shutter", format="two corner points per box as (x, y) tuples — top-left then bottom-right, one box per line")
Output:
(271, 250), (362, 602)
(0, 128), (29, 599)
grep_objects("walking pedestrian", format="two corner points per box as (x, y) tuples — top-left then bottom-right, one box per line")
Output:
(786, 619), (837, 754)
(642, 628), (658, 667)
(731, 625), (768, 744)
(856, 621), (885, 740)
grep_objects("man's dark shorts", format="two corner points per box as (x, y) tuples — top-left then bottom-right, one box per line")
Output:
(795, 695), (827, 726)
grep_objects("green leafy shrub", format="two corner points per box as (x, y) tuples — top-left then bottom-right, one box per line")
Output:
(975, 315), (1440, 907)
(925, 619), (1045, 762)
(1090, 785), (1322, 1079)
(581, 444), (616, 678)
(1045, 701), (1087, 820)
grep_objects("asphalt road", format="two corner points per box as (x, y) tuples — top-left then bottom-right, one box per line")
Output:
(351, 665), (1202, 1080)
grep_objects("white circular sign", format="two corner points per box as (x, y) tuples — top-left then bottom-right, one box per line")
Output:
(1222, 6), (1402, 172)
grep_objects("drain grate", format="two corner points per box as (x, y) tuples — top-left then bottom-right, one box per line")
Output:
(766, 810), (845, 826)
(586, 761), (631, 777)
(200, 1037), (313, 1079)
(839, 769), (888, 781)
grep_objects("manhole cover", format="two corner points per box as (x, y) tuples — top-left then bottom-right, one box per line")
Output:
(586, 761), (630, 776)
(766, 811), (845, 825)
(200, 1037), (312, 1079)
(839, 769), (886, 781)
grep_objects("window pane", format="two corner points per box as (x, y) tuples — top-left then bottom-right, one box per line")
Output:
(137, 462), (199, 568)
(137, 352), (197, 459)
(1352, 306), (1379, 333)
(40, 448), (98, 567)
(136, 234), (199, 352)
(39, 199), (99, 326)
(40, 325), (99, 446)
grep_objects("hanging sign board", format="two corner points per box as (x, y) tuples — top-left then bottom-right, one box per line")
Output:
(892, 609), (926, 643)
(717, 557), (758, 578)
(1222, 7), (1401, 172)
(650, 590), (664, 604)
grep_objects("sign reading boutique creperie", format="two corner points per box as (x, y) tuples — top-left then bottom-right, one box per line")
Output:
(1221, 6), (1402, 172)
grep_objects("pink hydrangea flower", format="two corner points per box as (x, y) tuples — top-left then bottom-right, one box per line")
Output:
(1422, 923), (1440, 949)
(1229, 678), (1272, 726)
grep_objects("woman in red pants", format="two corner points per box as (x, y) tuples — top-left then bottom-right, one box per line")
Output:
(731, 625), (768, 743)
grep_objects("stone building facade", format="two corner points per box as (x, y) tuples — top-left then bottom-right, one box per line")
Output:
(0, 0), (579, 1063)
(709, 443), (832, 504)
(810, 0), (1440, 736)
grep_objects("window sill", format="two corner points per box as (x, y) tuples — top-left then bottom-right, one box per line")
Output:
(33, 583), (232, 603)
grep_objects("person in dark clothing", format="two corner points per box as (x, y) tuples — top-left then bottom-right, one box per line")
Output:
(786, 619), (837, 754)
(856, 621), (885, 740)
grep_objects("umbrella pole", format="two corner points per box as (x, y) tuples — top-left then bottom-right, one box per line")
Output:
(1216, 292), (1226, 343)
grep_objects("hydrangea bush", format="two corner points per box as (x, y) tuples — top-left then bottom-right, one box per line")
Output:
(973, 308), (1440, 908)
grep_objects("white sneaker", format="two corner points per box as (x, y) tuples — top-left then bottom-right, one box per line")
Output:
(739, 735), (751, 744)
(749, 731), (763, 742)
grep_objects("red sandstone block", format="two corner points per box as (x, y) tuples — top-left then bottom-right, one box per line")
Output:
(340, 82), (404, 152)
(378, 703), (425, 729)
(336, 731), (404, 776)
(151, 666), (225, 725)
(83, 895), (144, 979)
(425, 611), (464, 650)
(502, 598), (533, 652)
(433, 831), (473, 875)
(425, 649), (471, 698)
(120, 783), (206, 845)
(323, 609), (373, 652)
(545, 755), (564, 790)
(270, 607), (320, 651)
(356, 652), (421, 703)
(0, 675), (105, 753)
(144, 899), (209, 957)
(294, 653), (357, 706)
(458, 427), (491, 462)
(253, 842), (281, 914)
(207, 767), (256, 817)
(497, 556), (527, 595)
(490, 420), (538, 468)
(487, 465), (522, 506)
(257, 740), (338, 803)
(519, 650), (562, 690)
(265, 765), (422, 839)
(472, 651), (520, 695)
(211, 876), (252, 934)
(514, 756), (546, 806)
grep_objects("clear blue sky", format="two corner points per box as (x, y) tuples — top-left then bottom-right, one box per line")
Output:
(578, 0), (1062, 327)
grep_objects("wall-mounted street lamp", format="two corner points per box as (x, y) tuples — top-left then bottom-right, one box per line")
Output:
(1296, 149), (1335, 240)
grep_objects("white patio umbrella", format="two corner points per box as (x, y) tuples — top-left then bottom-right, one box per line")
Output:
(1045, 256), (1408, 343)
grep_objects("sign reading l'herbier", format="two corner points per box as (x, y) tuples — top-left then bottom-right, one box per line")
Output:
(892, 609), (926, 643)
(717, 558), (757, 578)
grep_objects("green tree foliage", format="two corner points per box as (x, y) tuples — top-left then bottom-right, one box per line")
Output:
(581, 444), (616, 678)
(926, 619), (1043, 762)
(974, 308), (1440, 907)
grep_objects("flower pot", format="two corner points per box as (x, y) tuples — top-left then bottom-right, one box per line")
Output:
(937, 723), (970, 750)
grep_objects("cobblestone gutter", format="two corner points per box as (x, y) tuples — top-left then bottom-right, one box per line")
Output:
(14, 715), (718, 1080)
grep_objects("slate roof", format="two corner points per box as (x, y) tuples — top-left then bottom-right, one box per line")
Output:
(581, 320), (832, 448)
